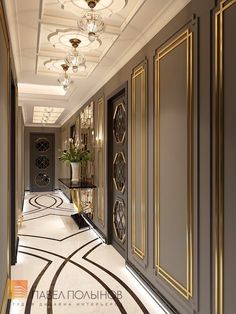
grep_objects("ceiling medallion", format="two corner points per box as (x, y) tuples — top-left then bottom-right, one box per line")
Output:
(65, 38), (86, 73)
(48, 29), (101, 51)
(71, 0), (127, 14)
(58, 64), (73, 90)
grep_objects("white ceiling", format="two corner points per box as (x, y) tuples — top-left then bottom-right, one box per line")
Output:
(4, 0), (190, 127)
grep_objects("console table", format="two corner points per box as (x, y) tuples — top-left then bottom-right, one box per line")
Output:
(58, 178), (96, 229)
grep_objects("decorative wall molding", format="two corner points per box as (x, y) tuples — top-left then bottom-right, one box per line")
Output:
(154, 29), (193, 300)
(96, 96), (105, 226)
(131, 61), (147, 261)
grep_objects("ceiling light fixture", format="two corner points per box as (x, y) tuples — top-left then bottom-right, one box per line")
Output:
(58, 64), (72, 90)
(78, 0), (105, 42)
(33, 107), (65, 124)
(65, 38), (86, 73)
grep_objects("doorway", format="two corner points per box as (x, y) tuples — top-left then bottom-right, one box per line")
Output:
(107, 83), (128, 258)
(30, 133), (55, 192)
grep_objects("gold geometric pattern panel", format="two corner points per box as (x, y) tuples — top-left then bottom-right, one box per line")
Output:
(113, 152), (126, 193)
(113, 102), (126, 144)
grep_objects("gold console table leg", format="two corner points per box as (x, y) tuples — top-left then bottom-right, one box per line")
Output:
(71, 189), (82, 214)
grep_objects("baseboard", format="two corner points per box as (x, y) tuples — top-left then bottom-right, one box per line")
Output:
(0, 278), (9, 314)
(82, 214), (107, 243)
(126, 261), (179, 314)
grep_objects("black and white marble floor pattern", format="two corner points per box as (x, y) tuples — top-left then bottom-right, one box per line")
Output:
(10, 191), (168, 314)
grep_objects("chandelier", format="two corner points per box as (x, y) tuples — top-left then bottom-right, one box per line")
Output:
(58, 64), (72, 90)
(78, 0), (104, 42)
(65, 38), (86, 73)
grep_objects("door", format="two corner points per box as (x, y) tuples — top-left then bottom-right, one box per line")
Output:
(107, 83), (128, 258)
(30, 133), (55, 192)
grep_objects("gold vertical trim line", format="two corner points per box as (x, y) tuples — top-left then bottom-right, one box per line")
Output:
(97, 96), (105, 226)
(219, 5), (224, 313)
(131, 72), (136, 255)
(155, 29), (193, 299)
(214, 10), (219, 314)
(187, 30), (193, 298)
(214, 1), (236, 313)
(141, 66), (146, 259)
(131, 64), (146, 259)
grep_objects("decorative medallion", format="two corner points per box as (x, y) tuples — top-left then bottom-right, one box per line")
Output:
(35, 173), (50, 187)
(66, 0), (127, 16)
(113, 102), (126, 144)
(35, 138), (49, 152)
(113, 152), (126, 193)
(35, 156), (50, 170)
(48, 29), (101, 51)
(113, 199), (126, 242)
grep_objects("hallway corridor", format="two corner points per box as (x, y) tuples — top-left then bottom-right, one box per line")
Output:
(10, 192), (165, 314)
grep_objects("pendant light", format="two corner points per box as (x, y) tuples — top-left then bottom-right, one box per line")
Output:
(78, 0), (104, 42)
(65, 38), (86, 73)
(58, 64), (72, 90)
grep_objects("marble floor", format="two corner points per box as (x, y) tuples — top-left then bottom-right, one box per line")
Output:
(10, 191), (170, 314)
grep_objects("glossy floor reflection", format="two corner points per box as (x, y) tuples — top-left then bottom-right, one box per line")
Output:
(10, 192), (168, 314)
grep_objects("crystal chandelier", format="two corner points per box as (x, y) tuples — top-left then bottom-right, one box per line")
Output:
(65, 38), (86, 73)
(58, 64), (72, 90)
(78, 0), (104, 42)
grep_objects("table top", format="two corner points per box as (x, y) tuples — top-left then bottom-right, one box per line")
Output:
(58, 178), (96, 189)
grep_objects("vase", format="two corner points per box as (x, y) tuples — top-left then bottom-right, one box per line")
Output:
(70, 162), (80, 182)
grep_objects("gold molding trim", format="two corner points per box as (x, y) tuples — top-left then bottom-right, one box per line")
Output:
(113, 102), (126, 144)
(154, 29), (193, 299)
(131, 63), (147, 260)
(97, 96), (105, 225)
(214, 1), (235, 313)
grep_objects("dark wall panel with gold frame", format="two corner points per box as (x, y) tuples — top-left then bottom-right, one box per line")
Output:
(154, 24), (198, 308)
(213, 1), (236, 314)
(130, 60), (147, 264)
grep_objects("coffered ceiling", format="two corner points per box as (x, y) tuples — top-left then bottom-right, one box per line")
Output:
(4, 0), (190, 127)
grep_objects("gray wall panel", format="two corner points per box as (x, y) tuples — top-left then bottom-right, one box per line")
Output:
(159, 40), (188, 288)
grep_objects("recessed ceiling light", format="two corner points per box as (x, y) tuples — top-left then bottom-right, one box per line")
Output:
(33, 106), (64, 124)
